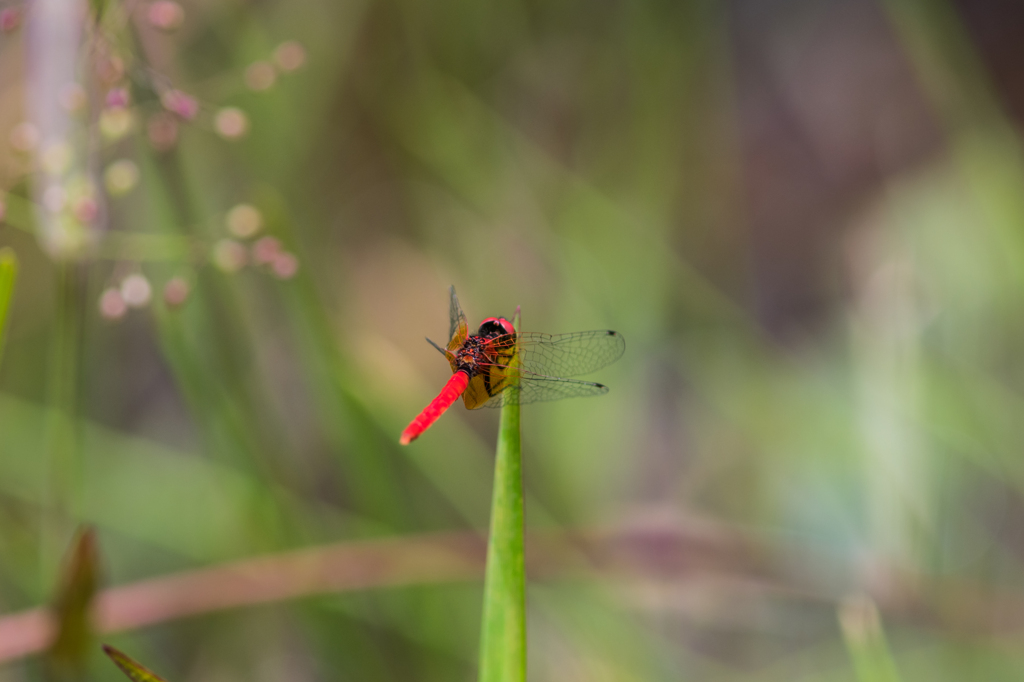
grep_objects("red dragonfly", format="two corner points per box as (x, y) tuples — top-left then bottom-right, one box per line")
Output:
(400, 286), (625, 444)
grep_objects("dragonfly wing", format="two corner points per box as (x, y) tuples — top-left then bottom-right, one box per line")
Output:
(513, 330), (625, 378)
(481, 372), (610, 408)
(447, 285), (469, 352)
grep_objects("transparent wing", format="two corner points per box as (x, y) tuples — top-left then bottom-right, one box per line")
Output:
(480, 373), (610, 408)
(471, 329), (624, 408)
(447, 285), (469, 350)
(484, 330), (625, 378)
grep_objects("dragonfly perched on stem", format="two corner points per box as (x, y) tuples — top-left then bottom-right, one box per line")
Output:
(399, 286), (625, 444)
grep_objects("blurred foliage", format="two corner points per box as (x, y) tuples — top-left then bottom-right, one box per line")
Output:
(1, 0), (1024, 680)
(838, 597), (903, 682)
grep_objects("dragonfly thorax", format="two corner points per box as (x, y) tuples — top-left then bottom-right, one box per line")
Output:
(452, 318), (516, 376)
(452, 335), (495, 376)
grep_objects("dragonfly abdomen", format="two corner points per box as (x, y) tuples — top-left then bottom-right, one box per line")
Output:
(399, 370), (471, 445)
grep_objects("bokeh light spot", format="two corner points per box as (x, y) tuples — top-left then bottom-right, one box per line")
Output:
(104, 160), (140, 196)
(99, 288), (127, 320)
(214, 107), (249, 139)
(226, 203), (262, 238)
(244, 62), (276, 91)
(120, 274), (153, 308)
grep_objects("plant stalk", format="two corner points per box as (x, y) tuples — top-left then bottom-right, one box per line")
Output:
(478, 308), (525, 682)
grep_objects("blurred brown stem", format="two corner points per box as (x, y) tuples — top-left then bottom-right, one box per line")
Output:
(0, 522), (1018, 666)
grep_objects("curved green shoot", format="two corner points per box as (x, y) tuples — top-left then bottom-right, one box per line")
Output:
(477, 306), (525, 682)
(103, 645), (171, 682)
(47, 528), (99, 676)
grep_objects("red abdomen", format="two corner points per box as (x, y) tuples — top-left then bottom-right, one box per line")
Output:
(399, 371), (470, 445)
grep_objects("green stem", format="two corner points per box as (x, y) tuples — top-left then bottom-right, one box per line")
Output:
(478, 312), (525, 682)
(0, 248), (18, 366)
(43, 264), (84, 590)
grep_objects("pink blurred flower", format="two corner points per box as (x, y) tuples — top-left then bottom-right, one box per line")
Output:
(271, 252), (299, 280)
(148, 1), (184, 30)
(0, 8), (21, 33)
(99, 288), (128, 320)
(161, 89), (199, 120)
(163, 277), (190, 307)
(273, 41), (306, 72)
(73, 197), (99, 223)
(106, 87), (130, 108)
(214, 107), (249, 139)
(244, 62), (276, 91)
(251, 236), (282, 265)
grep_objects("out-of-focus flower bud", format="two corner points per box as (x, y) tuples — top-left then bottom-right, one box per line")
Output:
(73, 197), (99, 223)
(106, 87), (130, 108)
(163, 277), (190, 307)
(120, 274), (152, 308)
(226, 203), (261, 238)
(214, 107), (249, 140)
(273, 41), (306, 72)
(244, 61), (276, 91)
(212, 239), (247, 272)
(148, 1), (184, 30)
(99, 288), (127, 320)
(40, 142), (73, 175)
(0, 8), (22, 32)
(100, 108), (134, 140)
(104, 160), (140, 196)
(161, 89), (198, 120)
(251, 236), (281, 265)
(271, 252), (298, 279)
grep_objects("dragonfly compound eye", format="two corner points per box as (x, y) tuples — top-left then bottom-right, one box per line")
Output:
(477, 317), (515, 337)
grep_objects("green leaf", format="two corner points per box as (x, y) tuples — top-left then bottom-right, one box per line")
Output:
(0, 247), (18, 367)
(477, 306), (525, 682)
(47, 527), (101, 674)
(103, 645), (171, 682)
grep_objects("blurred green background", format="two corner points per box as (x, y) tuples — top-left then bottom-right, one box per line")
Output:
(3, 0), (1024, 679)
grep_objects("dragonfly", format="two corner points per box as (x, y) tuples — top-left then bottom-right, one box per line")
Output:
(399, 286), (625, 444)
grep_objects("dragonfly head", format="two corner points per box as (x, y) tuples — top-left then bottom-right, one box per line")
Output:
(477, 317), (516, 337)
